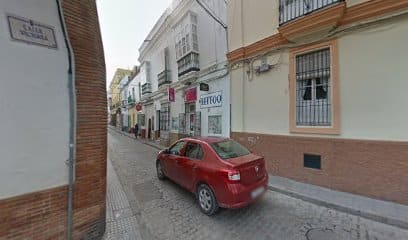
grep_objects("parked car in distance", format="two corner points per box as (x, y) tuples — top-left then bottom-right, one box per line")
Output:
(156, 137), (268, 215)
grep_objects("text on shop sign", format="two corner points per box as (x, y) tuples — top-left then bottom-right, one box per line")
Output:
(200, 91), (222, 108)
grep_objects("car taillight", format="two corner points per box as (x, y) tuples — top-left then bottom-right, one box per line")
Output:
(228, 170), (240, 181)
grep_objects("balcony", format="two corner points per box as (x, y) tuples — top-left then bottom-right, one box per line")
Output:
(142, 82), (152, 96)
(158, 70), (171, 87)
(279, 0), (343, 25)
(278, 0), (345, 41)
(177, 52), (200, 77)
(127, 96), (136, 105)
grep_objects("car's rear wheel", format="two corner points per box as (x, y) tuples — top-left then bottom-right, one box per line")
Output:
(197, 184), (219, 216)
(156, 160), (165, 180)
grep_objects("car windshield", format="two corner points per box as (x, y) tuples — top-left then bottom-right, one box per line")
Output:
(210, 140), (251, 159)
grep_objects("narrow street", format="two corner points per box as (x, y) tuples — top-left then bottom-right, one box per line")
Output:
(106, 129), (408, 240)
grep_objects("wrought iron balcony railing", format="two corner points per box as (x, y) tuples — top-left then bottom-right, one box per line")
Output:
(158, 70), (171, 87)
(127, 96), (136, 105)
(279, 0), (343, 25)
(141, 82), (152, 95)
(177, 52), (200, 77)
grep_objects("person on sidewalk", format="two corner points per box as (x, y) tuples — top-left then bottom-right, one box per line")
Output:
(134, 123), (139, 139)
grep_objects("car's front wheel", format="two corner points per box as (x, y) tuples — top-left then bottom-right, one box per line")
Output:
(197, 184), (219, 216)
(156, 160), (165, 180)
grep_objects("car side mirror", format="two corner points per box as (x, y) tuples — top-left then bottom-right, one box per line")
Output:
(164, 149), (170, 154)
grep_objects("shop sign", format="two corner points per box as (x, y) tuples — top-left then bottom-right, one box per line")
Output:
(200, 83), (209, 91)
(7, 14), (58, 49)
(199, 91), (222, 109)
(168, 87), (175, 102)
(184, 87), (197, 103)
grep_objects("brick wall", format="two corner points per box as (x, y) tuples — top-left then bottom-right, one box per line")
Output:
(0, 186), (68, 239)
(0, 1), (107, 239)
(63, 0), (107, 239)
(232, 132), (408, 205)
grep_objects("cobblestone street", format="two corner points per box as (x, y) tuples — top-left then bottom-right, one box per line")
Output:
(107, 128), (408, 240)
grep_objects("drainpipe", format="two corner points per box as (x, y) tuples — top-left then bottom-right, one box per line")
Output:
(56, 1), (77, 239)
(240, 0), (245, 132)
(195, 0), (231, 135)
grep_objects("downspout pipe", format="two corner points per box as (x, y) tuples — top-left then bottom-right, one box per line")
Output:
(195, 0), (231, 135)
(56, 0), (77, 239)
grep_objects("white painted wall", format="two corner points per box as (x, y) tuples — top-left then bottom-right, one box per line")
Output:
(231, 51), (291, 135)
(170, 89), (185, 133)
(129, 73), (142, 103)
(226, 0), (371, 52)
(140, 0), (227, 87)
(0, 0), (70, 199)
(144, 103), (155, 138)
(227, 0), (279, 52)
(193, 1), (228, 68)
(198, 76), (230, 137)
(338, 19), (408, 140)
(231, 18), (408, 141)
(139, 0), (229, 139)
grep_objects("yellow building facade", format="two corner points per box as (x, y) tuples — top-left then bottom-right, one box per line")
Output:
(109, 68), (132, 109)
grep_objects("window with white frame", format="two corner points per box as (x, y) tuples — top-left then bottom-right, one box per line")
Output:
(192, 24), (198, 51)
(174, 12), (199, 60)
(174, 12), (200, 77)
(295, 48), (331, 126)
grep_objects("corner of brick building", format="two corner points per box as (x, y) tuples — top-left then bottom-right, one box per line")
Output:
(62, 0), (107, 239)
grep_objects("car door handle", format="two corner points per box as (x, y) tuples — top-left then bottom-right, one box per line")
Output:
(192, 165), (198, 170)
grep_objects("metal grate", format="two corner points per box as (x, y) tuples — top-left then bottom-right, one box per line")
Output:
(295, 48), (331, 126)
(179, 113), (186, 134)
(160, 104), (170, 131)
(193, 111), (201, 136)
(279, 0), (343, 25)
(304, 154), (321, 169)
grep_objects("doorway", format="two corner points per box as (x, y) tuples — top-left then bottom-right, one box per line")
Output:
(148, 118), (151, 139)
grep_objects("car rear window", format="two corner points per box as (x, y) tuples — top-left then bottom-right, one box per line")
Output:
(210, 140), (250, 159)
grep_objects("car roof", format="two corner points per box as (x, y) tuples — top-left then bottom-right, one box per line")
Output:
(182, 136), (229, 144)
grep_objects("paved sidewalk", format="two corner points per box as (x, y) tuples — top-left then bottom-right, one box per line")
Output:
(103, 159), (143, 240)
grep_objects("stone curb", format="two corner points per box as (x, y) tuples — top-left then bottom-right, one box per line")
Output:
(268, 176), (408, 230)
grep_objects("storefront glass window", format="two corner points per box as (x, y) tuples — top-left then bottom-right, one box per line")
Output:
(208, 115), (222, 134)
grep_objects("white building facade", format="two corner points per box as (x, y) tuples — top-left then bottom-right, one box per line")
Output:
(139, 0), (230, 146)
(119, 75), (130, 131)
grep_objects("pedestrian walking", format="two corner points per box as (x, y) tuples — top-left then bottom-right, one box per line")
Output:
(134, 123), (139, 139)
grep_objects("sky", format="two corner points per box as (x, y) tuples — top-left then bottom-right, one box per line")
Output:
(97, 0), (173, 89)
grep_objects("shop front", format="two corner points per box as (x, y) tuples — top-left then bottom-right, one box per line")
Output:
(180, 87), (201, 137)
(197, 77), (230, 138)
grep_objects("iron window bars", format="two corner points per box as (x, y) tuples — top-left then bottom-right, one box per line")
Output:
(160, 104), (170, 131)
(295, 48), (331, 126)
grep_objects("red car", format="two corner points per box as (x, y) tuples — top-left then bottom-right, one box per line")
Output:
(156, 137), (268, 215)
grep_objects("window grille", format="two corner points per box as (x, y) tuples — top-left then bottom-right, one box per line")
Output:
(179, 113), (186, 134)
(160, 104), (170, 131)
(193, 111), (201, 136)
(295, 48), (331, 126)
